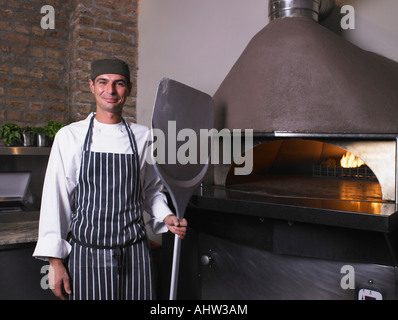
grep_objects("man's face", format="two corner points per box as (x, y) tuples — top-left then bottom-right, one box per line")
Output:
(89, 74), (132, 116)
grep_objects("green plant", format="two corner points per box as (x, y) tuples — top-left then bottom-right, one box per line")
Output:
(0, 123), (22, 146)
(21, 126), (33, 133)
(31, 126), (45, 135)
(44, 120), (64, 139)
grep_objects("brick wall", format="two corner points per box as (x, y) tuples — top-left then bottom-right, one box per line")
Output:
(0, 0), (139, 127)
(68, 0), (139, 122)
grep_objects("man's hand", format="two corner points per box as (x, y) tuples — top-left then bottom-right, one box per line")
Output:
(164, 214), (188, 239)
(48, 257), (71, 300)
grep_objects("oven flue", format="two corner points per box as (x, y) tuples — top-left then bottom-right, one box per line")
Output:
(213, 0), (398, 133)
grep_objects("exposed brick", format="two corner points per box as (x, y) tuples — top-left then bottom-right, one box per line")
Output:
(3, 32), (29, 44)
(76, 104), (93, 114)
(12, 67), (27, 75)
(77, 39), (93, 49)
(125, 26), (138, 36)
(23, 112), (37, 121)
(46, 48), (60, 59)
(49, 30), (65, 39)
(15, 11), (38, 24)
(6, 0), (20, 8)
(45, 71), (59, 81)
(37, 113), (54, 123)
(0, 65), (9, 74)
(95, 0), (122, 10)
(5, 100), (26, 109)
(14, 22), (30, 34)
(6, 110), (21, 120)
(41, 91), (66, 103)
(95, 41), (123, 53)
(29, 68), (44, 78)
(29, 102), (43, 110)
(34, 80), (61, 90)
(30, 38), (61, 49)
(74, 92), (93, 103)
(0, 76), (8, 85)
(0, 44), (11, 53)
(96, 20), (123, 32)
(111, 13), (134, 24)
(76, 27), (109, 40)
(12, 45), (28, 54)
(29, 47), (44, 57)
(0, 0), (138, 126)
(0, 9), (13, 19)
(110, 32), (133, 44)
(11, 78), (31, 88)
(0, 21), (12, 31)
(8, 88), (39, 99)
(76, 49), (108, 61)
(77, 16), (94, 27)
(36, 60), (64, 71)
(31, 25), (45, 37)
(21, 3), (35, 10)
(48, 103), (67, 112)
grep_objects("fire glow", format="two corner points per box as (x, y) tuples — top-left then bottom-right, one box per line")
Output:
(340, 152), (364, 168)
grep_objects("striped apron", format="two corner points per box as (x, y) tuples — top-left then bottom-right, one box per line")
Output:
(67, 115), (153, 300)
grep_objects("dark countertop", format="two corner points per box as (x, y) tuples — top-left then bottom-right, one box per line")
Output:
(0, 211), (39, 248)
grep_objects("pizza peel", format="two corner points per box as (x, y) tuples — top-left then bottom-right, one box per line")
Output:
(151, 78), (214, 300)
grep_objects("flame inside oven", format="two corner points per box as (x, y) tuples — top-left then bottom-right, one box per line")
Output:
(340, 152), (364, 168)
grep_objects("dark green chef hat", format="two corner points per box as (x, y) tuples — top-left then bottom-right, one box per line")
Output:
(91, 58), (130, 84)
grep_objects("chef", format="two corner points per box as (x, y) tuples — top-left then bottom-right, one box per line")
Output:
(33, 58), (187, 300)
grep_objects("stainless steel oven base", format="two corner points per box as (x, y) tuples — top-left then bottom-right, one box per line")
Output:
(198, 233), (397, 300)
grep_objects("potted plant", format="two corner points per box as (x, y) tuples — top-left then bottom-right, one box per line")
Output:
(21, 126), (36, 147)
(44, 120), (65, 141)
(31, 126), (48, 147)
(0, 123), (23, 146)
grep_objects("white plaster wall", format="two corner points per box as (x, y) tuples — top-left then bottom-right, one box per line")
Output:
(137, 0), (267, 127)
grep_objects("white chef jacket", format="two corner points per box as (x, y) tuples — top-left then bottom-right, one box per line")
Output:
(33, 113), (173, 261)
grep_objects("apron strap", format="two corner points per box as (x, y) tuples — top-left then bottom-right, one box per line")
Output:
(69, 233), (137, 250)
(83, 114), (95, 152)
(82, 114), (138, 155)
(122, 118), (143, 199)
(121, 117), (137, 155)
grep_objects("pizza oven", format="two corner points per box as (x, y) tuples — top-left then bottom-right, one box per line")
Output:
(159, 0), (398, 300)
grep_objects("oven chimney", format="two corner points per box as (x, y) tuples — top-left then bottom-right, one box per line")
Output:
(213, 0), (398, 133)
(268, 0), (335, 22)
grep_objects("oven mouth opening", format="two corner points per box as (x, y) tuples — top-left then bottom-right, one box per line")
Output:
(220, 138), (394, 215)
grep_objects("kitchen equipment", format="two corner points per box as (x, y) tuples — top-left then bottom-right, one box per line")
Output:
(0, 172), (31, 212)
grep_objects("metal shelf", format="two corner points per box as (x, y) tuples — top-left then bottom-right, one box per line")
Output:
(0, 146), (51, 156)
